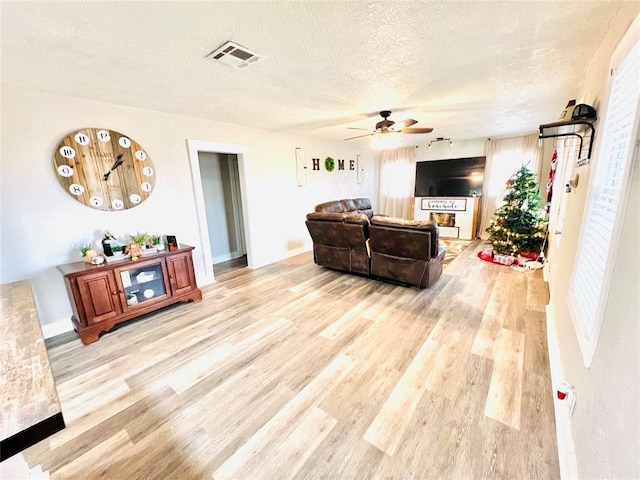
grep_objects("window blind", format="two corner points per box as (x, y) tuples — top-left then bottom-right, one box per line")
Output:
(569, 39), (639, 366)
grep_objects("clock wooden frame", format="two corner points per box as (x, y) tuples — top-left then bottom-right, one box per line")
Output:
(53, 128), (155, 211)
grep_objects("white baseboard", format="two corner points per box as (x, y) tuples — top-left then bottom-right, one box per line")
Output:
(287, 245), (312, 258)
(546, 303), (579, 479)
(41, 317), (74, 339)
(248, 245), (312, 270)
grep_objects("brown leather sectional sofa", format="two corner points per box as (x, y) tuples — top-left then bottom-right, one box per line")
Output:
(305, 198), (446, 288)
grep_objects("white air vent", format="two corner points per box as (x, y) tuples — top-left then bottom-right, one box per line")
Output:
(207, 41), (260, 70)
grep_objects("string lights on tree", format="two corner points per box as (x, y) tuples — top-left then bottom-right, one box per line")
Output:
(486, 166), (546, 255)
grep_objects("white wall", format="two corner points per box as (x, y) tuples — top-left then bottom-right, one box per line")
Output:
(0, 88), (377, 330)
(545, 9), (640, 478)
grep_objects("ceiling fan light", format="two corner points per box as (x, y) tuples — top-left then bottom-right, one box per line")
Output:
(449, 140), (454, 148)
(372, 134), (399, 150)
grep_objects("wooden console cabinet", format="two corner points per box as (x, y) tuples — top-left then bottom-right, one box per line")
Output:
(58, 245), (202, 345)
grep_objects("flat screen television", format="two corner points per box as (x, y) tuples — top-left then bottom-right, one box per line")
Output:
(415, 156), (486, 197)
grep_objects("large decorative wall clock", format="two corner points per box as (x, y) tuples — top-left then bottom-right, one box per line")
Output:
(53, 128), (155, 211)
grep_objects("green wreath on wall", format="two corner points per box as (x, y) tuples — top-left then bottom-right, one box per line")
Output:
(325, 156), (335, 172)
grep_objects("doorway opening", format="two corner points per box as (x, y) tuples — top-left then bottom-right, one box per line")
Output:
(197, 152), (247, 277)
(211, 255), (249, 281)
(187, 140), (253, 286)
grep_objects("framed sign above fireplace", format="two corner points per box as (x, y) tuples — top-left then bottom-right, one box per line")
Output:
(414, 196), (480, 240)
(421, 198), (467, 211)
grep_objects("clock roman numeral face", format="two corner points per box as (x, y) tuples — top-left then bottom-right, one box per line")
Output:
(52, 128), (156, 211)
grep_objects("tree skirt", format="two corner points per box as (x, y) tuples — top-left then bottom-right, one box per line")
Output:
(478, 247), (542, 270)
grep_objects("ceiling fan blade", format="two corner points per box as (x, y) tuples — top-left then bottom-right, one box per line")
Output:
(347, 127), (372, 131)
(394, 119), (418, 129)
(344, 133), (374, 141)
(401, 127), (434, 134)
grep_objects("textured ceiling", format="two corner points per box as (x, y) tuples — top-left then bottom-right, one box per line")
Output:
(2, 1), (637, 147)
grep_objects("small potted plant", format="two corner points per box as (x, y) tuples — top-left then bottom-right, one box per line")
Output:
(129, 232), (148, 247)
(150, 234), (164, 251)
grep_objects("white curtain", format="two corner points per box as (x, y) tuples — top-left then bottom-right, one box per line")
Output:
(479, 134), (541, 237)
(378, 147), (417, 218)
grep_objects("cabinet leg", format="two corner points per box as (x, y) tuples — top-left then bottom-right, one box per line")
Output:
(79, 331), (100, 345)
(182, 289), (202, 303)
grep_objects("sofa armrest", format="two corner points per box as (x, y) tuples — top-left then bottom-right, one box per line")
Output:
(371, 215), (436, 230)
(344, 213), (370, 225)
(306, 212), (346, 222)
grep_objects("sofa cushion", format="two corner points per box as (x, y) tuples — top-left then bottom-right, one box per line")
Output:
(340, 199), (357, 212)
(314, 198), (373, 218)
(315, 200), (345, 214)
(353, 198), (373, 218)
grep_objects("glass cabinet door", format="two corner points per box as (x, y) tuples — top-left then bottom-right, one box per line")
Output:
(118, 262), (168, 308)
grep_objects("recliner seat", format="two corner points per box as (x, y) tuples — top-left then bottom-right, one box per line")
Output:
(305, 198), (445, 288)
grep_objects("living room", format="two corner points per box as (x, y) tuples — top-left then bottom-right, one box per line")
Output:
(2, 2), (639, 478)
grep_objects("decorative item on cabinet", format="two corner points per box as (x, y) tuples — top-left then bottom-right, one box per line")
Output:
(102, 231), (116, 257)
(166, 234), (178, 251)
(58, 244), (202, 344)
(80, 243), (97, 264)
(129, 231), (149, 246)
(125, 243), (143, 261)
(150, 234), (165, 251)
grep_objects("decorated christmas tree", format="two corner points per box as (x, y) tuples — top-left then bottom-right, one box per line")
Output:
(486, 166), (546, 255)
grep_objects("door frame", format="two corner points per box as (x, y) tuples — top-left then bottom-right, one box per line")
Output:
(187, 139), (253, 285)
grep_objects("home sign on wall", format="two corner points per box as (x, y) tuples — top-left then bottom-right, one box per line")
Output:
(311, 157), (357, 172)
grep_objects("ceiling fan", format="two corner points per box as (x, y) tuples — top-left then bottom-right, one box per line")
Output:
(344, 110), (433, 141)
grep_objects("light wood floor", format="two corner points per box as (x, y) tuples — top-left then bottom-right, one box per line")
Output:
(23, 241), (559, 479)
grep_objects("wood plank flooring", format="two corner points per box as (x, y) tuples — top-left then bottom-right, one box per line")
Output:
(22, 241), (559, 479)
